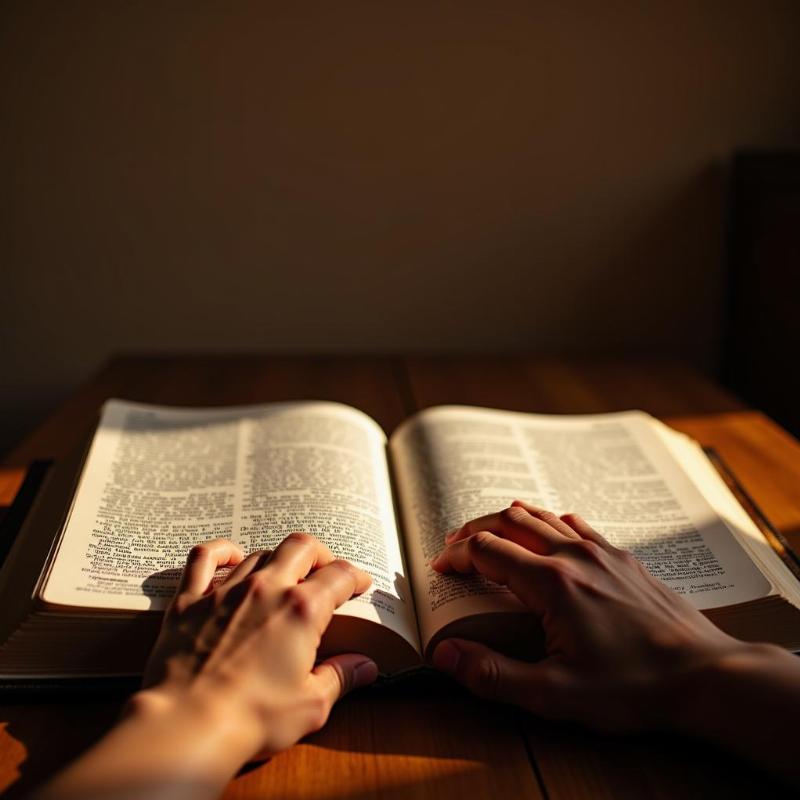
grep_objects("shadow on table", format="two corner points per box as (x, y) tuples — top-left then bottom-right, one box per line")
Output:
(0, 700), (123, 798)
(294, 682), (789, 800)
(522, 715), (788, 800)
(0, 684), (789, 800)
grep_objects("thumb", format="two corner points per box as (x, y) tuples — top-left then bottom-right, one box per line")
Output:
(432, 638), (565, 716)
(312, 653), (379, 706)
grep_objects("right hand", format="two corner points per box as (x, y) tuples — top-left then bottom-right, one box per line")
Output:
(430, 501), (754, 731)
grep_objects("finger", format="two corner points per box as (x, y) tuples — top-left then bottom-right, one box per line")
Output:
(223, 548), (273, 586)
(559, 513), (614, 549)
(267, 532), (336, 583)
(176, 540), (245, 600)
(510, 500), (582, 539)
(307, 654), (379, 729)
(432, 638), (569, 717)
(287, 560), (372, 634)
(431, 532), (550, 612)
(444, 506), (564, 554)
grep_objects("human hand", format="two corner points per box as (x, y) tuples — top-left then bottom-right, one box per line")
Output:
(136, 533), (377, 761)
(430, 501), (752, 731)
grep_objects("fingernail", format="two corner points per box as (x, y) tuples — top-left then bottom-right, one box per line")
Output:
(430, 553), (444, 570)
(433, 640), (461, 674)
(353, 659), (379, 687)
(444, 528), (459, 543)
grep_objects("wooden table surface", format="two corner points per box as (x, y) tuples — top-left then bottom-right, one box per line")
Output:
(1, 354), (799, 799)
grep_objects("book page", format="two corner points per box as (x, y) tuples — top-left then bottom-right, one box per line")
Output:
(654, 423), (800, 608)
(390, 406), (771, 651)
(42, 400), (419, 654)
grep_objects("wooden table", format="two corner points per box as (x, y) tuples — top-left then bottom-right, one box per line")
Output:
(1, 354), (799, 799)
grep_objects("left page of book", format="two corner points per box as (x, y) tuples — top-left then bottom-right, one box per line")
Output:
(41, 399), (419, 654)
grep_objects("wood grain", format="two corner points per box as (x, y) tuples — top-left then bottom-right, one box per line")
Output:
(402, 355), (744, 417)
(0, 468), (27, 545)
(0, 701), (121, 799)
(0, 469), (25, 513)
(523, 717), (781, 800)
(2, 354), (409, 468)
(1, 354), (798, 799)
(667, 411), (800, 551)
(225, 692), (542, 800)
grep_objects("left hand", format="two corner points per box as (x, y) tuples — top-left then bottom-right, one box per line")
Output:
(137, 533), (378, 760)
(38, 534), (377, 800)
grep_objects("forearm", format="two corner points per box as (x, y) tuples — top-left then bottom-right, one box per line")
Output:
(669, 642), (800, 785)
(35, 534), (375, 800)
(36, 690), (258, 800)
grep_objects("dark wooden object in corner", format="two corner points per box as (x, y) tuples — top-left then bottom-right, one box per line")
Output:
(724, 151), (800, 436)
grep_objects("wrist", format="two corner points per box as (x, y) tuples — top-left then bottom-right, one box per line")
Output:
(661, 640), (785, 738)
(124, 683), (262, 774)
(41, 686), (260, 800)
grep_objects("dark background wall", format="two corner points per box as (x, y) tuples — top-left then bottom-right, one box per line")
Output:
(2, 1), (800, 454)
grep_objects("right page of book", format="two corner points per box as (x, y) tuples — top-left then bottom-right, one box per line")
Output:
(390, 406), (771, 652)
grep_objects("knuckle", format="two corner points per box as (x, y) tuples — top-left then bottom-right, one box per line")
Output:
(568, 539), (603, 562)
(283, 585), (318, 624)
(468, 531), (496, 555)
(472, 656), (503, 700)
(458, 522), (474, 537)
(188, 543), (211, 561)
(169, 590), (217, 622)
(206, 590), (227, 614)
(618, 548), (640, 568)
(532, 507), (560, 526)
(307, 692), (331, 732)
(329, 558), (359, 582)
(286, 531), (314, 546)
(336, 665), (354, 695)
(500, 506), (526, 526)
(542, 561), (577, 594)
(244, 571), (274, 602)
(169, 593), (193, 616)
(329, 557), (355, 573)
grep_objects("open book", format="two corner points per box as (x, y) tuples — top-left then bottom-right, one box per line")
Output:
(1, 399), (799, 680)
